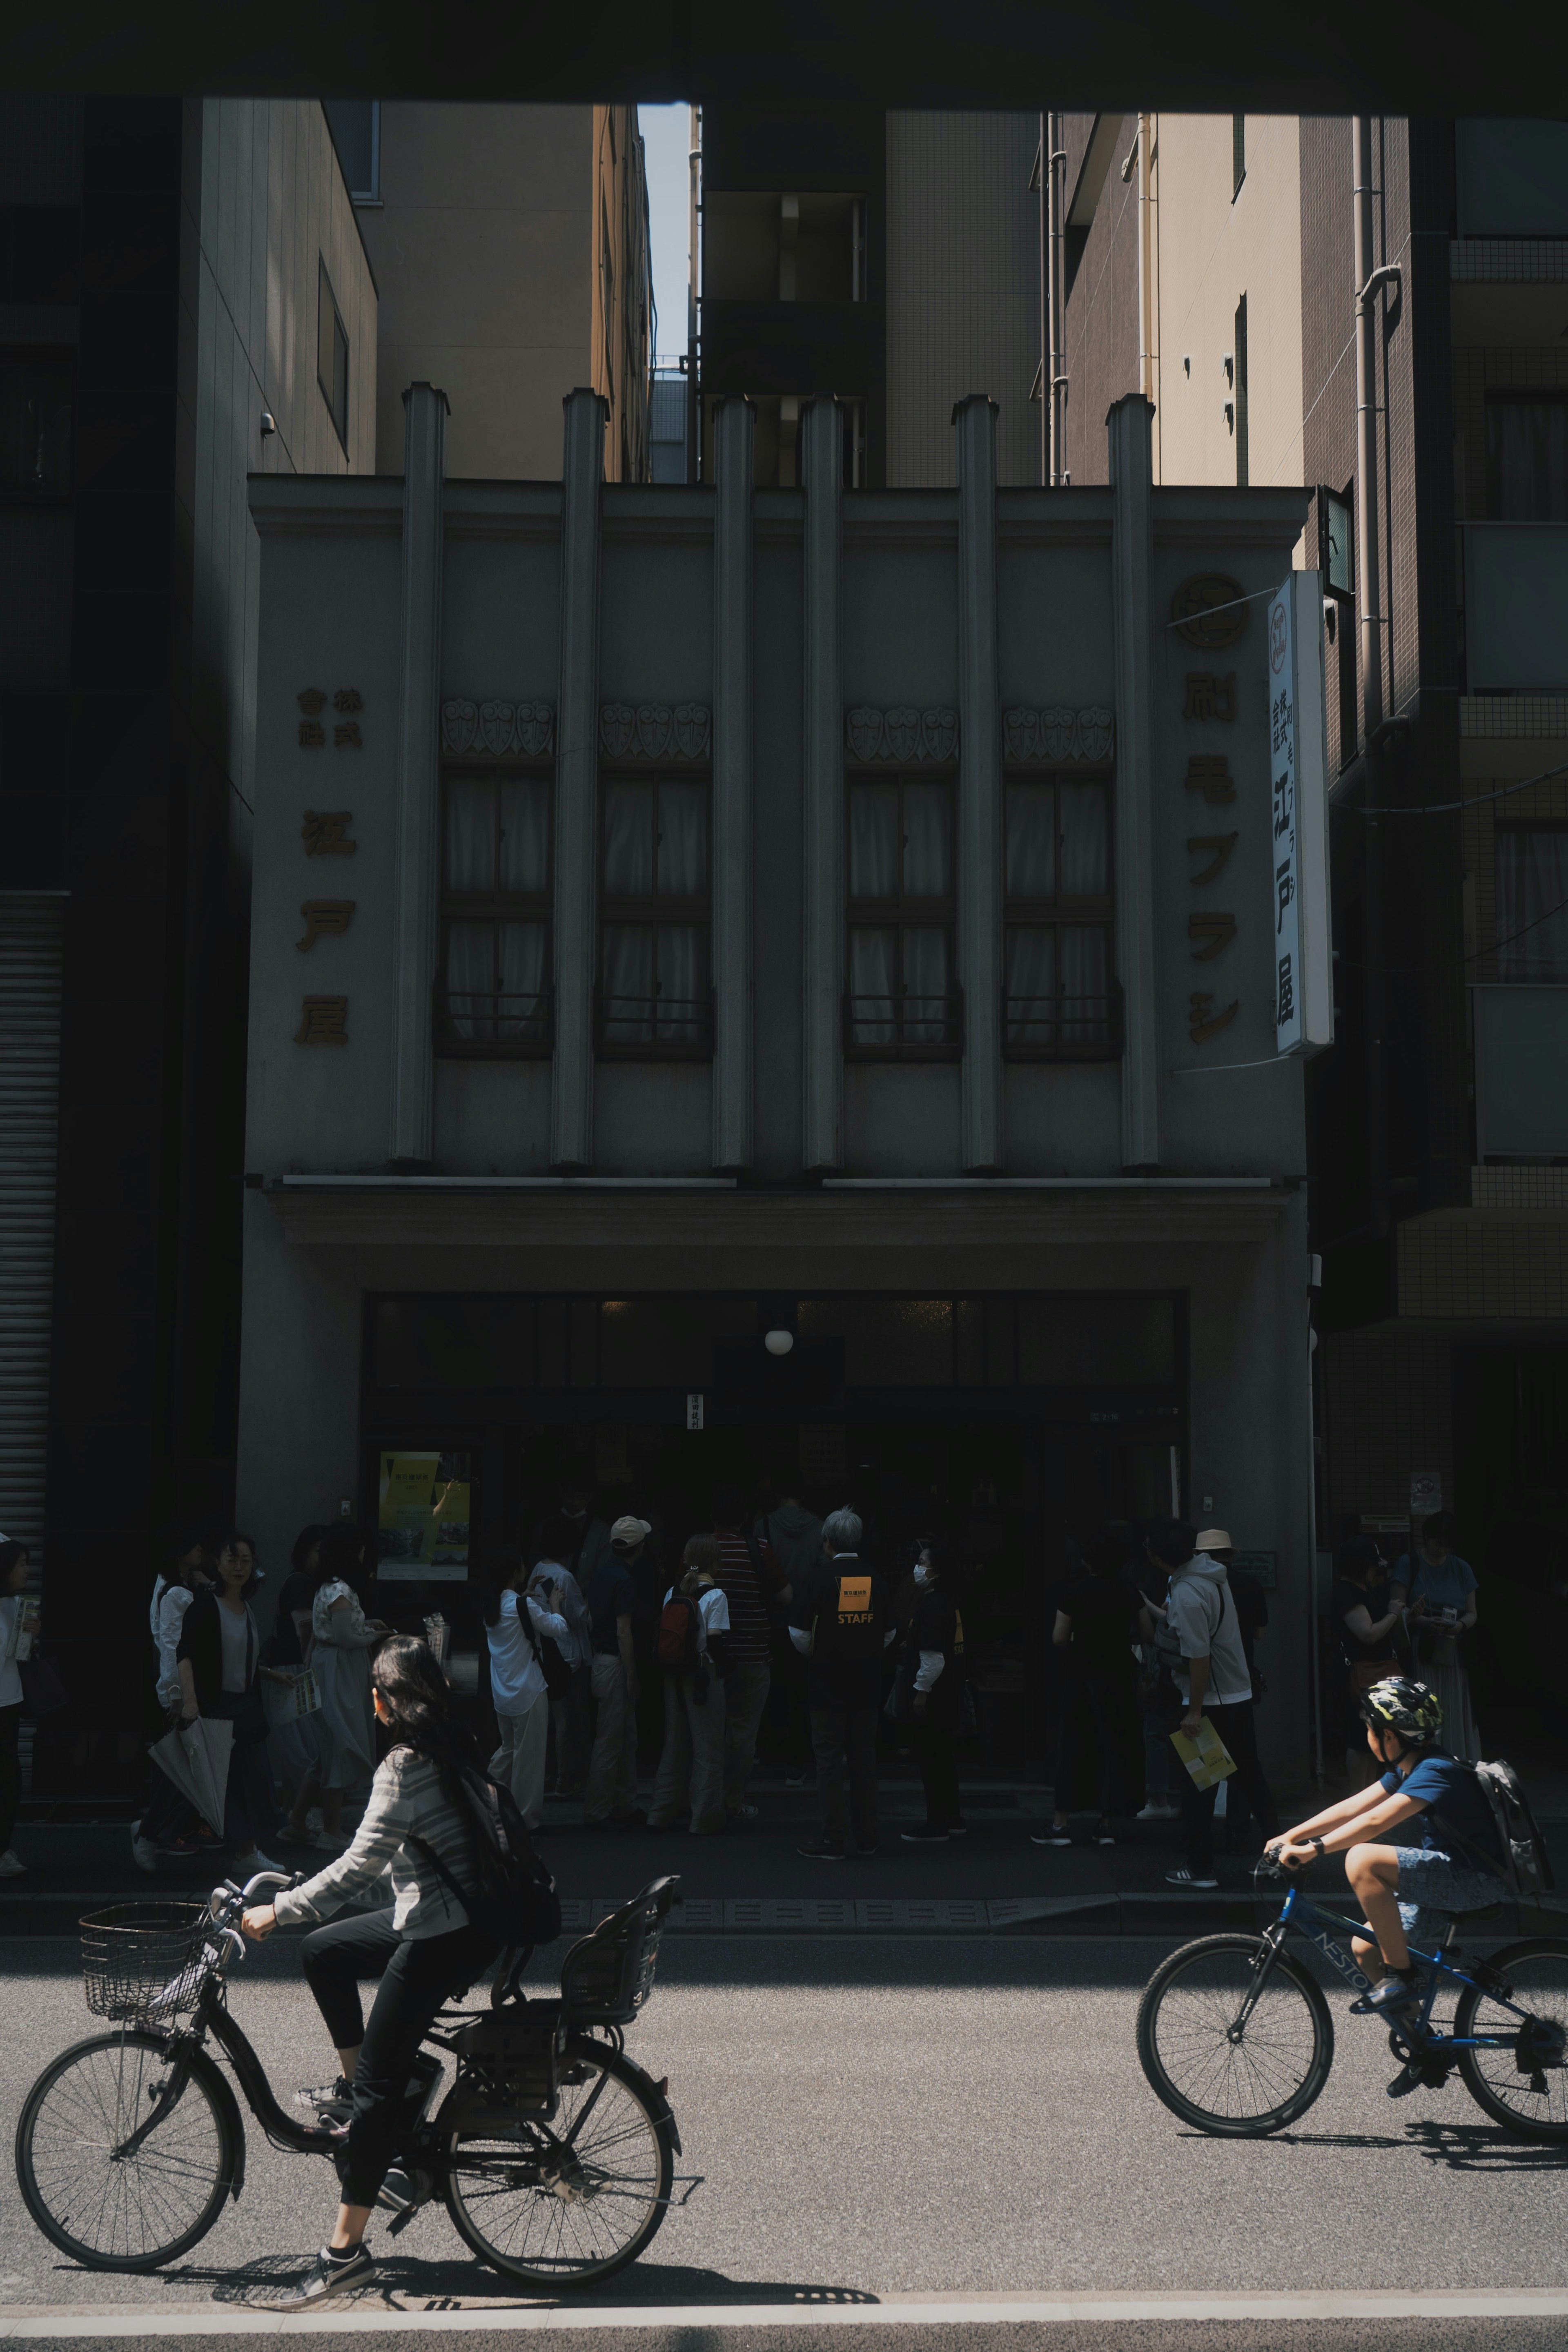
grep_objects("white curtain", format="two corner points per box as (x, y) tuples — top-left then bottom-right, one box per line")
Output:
(656, 923), (705, 1042)
(604, 782), (653, 896)
(1497, 830), (1568, 979)
(601, 923), (654, 1043)
(497, 781), (550, 895)
(656, 782), (708, 895)
(1004, 925), (1055, 1046)
(849, 785), (898, 898)
(1488, 400), (1568, 522)
(903, 925), (954, 1041)
(1058, 784), (1110, 898)
(849, 926), (897, 1045)
(444, 920), (494, 1040)
(902, 783), (951, 897)
(497, 920), (548, 1041)
(1005, 784), (1056, 898)
(446, 781), (493, 890)
(1059, 925), (1111, 1041)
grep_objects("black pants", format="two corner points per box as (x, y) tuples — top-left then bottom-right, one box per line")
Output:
(809, 1684), (880, 1851)
(1054, 1668), (1140, 1819)
(300, 1907), (499, 2206)
(913, 1709), (960, 1829)
(1180, 1699), (1278, 1875)
(0, 1702), (20, 1852)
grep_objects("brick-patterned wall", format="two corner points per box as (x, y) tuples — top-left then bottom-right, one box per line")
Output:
(1061, 112), (1138, 487)
(1398, 1212), (1568, 1316)
(1319, 1325), (1453, 1531)
(885, 111), (1043, 488)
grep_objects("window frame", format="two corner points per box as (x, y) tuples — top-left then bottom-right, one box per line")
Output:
(435, 763), (555, 1059)
(844, 767), (962, 1060)
(1492, 817), (1568, 983)
(595, 767), (714, 1060)
(316, 257), (350, 452)
(1002, 767), (1120, 1062)
(1483, 388), (1568, 522)
(0, 344), (74, 506)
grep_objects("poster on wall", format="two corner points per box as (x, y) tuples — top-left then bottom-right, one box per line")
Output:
(377, 1450), (472, 1581)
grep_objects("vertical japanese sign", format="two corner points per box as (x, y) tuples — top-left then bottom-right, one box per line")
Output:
(1269, 572), (1333, 1058)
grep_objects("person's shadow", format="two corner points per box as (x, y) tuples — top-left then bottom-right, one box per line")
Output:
(184, 2254), (880, 2310)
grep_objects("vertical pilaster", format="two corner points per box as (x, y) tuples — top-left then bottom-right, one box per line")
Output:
(551, 389), (606, 1172)
(955, 394), (1003, 1174)
(1108, 392), (1160, 1169)
(389, 382), (447, 1168)
(801, 395), (843, 1174)
(712, 397), (754, 1172)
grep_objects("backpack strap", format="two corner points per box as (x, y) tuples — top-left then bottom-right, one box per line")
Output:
(404, 1829), (480, 1921)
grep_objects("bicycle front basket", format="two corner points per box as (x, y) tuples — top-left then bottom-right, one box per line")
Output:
(80, 1902), (212, 2025)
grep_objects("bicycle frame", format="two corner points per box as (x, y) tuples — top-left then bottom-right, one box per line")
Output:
(1253, 1884), (1532, 2056)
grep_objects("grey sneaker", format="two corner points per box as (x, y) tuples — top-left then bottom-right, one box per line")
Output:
(274, 2243), (375, 2308)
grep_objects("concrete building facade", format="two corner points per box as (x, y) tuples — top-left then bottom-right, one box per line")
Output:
(1055, 111), (1568, 1731)
(0, 96), (376, 1779)
(236, 383), (1320, 1772)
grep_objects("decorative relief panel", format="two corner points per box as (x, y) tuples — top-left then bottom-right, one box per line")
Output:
(1001, 706), (1115, 764)
(844, 706), (960, 763)
(598, 702), (712, 762)
(440, 699), (556, 758)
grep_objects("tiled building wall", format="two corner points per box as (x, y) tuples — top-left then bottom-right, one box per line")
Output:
(885, 111), (1042, 488)
(1398, 1215), (1568, 1317)
(1060, 112), (1138, 488)
(1319, 1325), (1454, 1532)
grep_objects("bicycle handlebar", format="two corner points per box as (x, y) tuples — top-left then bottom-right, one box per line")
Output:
(241, 1868), (297, 1903)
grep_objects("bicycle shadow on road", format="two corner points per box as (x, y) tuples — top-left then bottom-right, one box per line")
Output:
(1253, 2120), (1568, 2172)
(175, 2255), (882, 2311)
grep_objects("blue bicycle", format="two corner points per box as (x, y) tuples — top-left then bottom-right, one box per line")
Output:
(1136, 1870), (1568, 2139)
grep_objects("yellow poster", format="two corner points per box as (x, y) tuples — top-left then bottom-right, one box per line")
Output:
(1170, 1716), (1237, 1791)
(378, 1451), (471, 1581)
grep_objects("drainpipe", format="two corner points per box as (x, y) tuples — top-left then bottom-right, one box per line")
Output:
(686, 104), (701, 485)
(1047, 111), (1067, 485)
(1354, 116), (1396, 1240)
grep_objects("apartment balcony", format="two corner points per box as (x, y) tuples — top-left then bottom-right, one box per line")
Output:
(1473, 983), (1568, 1157)
(1463, 523), (1568, 690)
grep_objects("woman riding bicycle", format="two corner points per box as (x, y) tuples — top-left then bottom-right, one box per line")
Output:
(1271, 1675), (1506, 2010)
(241, 1635), (499, 2308)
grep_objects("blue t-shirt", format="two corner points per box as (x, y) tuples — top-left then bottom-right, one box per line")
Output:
(1383, 1753), (1503, 1870)
(587, 1561), (637, 1654)
(1394, 1552), (1477, 1615)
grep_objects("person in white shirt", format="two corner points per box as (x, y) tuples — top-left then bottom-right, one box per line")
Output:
(0, 1537), (32, 1877)
(483, 1546), (571, 1829)
(648, 1536), (730, 1836)
(532, 1515), (593, 1798)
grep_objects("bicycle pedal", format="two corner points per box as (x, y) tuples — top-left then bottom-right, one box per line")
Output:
(376, 2165), (434, 2217)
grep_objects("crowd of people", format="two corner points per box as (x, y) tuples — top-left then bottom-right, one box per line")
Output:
(113, 1490), (1309, 1882)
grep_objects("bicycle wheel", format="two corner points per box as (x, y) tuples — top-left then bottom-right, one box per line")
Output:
(441, 2035), (675, 2285)
(1454, 1939), (1568, 2142)
(1137, 1933), (1334, 2136)
(16, 2031), (236, 2270)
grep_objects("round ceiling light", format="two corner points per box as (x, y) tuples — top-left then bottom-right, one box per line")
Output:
(764, 1329), (794, 1356)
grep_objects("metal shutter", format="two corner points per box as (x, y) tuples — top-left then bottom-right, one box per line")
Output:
(0, 893), (64, 1558)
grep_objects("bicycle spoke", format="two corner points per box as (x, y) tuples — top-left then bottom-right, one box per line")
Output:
(1461, 1949), (1568, 2135)
(21, 2036), (228, 2267)
(447, 2050), (668, 2280)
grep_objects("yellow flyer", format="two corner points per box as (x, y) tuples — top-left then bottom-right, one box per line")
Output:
(1170, 1716), (1237, 1790)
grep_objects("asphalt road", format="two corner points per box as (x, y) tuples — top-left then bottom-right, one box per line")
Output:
(1, 1928), (1565, 2335)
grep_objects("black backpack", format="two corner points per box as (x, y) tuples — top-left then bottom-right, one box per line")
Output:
(408, 1758), (562, 1966)
(1435, 1759), (1556, 1901)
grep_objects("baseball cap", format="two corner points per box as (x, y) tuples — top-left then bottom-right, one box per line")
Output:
(610, 1515), (652, 1548)
(1195, 1527), (1233, 1552)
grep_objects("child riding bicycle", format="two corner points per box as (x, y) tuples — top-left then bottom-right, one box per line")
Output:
(1270, 1676), (1507, 2010)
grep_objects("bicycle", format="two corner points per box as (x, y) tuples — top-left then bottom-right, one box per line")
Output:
(15, 1867), (684, 2285)
(1136, 1862), (1568, 2139)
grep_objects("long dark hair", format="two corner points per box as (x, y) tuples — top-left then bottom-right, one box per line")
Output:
(372, 1634), (476, 1770)
(314, 1522), (365, 1591)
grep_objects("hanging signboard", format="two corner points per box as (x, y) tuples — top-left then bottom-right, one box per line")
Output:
(1268, 571), (1334, 1058)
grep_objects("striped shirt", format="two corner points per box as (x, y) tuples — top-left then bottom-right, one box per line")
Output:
(713, 1534), (770, 1662)
(272, 1747), (477, 1940)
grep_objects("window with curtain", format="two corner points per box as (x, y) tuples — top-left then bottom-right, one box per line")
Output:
(437, 773), (553, 1054)
(1004, 777), (1117, 1056)
(1495, 827), (1568, 980)
(846, 776), (960, 1053)
(1486, 395), (1568, 522)
(598, 775), (711, 1054)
